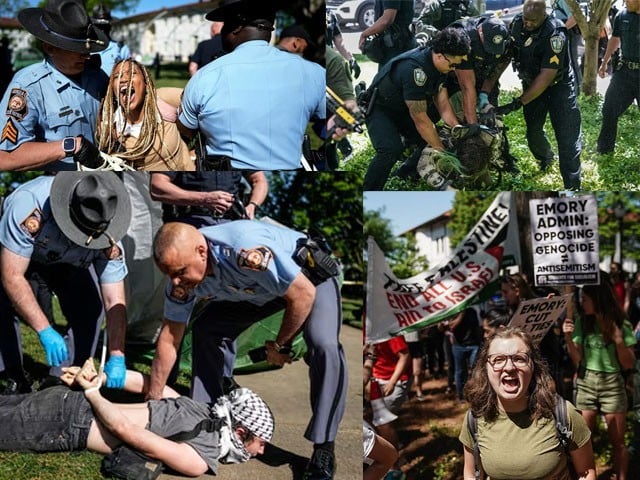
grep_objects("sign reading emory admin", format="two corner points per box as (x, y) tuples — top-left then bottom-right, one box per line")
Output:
(529, 195), (599, 286)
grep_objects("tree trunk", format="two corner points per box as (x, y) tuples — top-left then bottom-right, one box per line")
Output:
(566, 0), (613, 96)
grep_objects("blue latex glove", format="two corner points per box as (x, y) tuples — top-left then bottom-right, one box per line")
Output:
(38, 326), (68, 366)
(477, 92), (490, 111)
(104, 354), (126, 389)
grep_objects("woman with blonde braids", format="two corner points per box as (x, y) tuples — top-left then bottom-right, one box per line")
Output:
(97, 59), (194, 170)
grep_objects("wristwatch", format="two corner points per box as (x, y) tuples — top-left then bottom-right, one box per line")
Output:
(62, 137), (76, 157)
(274, 342), (292, 355)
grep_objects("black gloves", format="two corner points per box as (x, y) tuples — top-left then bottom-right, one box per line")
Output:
(464, 123), (481, 138)
(349, 58), (361, 79)
(73, 135), (102, 169)
(495, 97), (523, 116)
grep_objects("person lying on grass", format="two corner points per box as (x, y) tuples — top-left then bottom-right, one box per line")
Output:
(0, 358), (274, 477)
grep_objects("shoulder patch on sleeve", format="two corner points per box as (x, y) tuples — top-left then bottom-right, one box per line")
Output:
(413, 68), (427, 87)
(1, 118), (18, 144)
(19, 208), (42, 237)
(170, 285), (189, 302)
(238, 246), (273, 272)
(103, 244), (122, 260)
(550, 35), (564, 54)
(6, 89), (28, 121)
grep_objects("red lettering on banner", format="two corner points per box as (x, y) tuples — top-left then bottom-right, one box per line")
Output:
(386, 292), (419, 309)
(395, 310), (423, 327)
(465, 261), (481, 273)
(421, 301), (446, 314)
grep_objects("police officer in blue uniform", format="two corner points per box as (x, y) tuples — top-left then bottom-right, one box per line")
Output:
(178, 0), (325, 170)
(359, 0), (418, 68)
(597, 0), (640, 154)
(0, 0), (107, 170)
(149, 220), (346, 479)
(0, 173), (131, 393)
(362, 28), (471, 190)
(496, 0), (582, 189)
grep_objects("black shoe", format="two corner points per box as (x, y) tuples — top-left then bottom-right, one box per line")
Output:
(393, 161), (419, 181)
(38, 375), (65, 391)
(222, 376), (241, 395)
(539, 158), (552, 172)
(2, 377), (34, 395)
(290, 456), (310, 480)
(303, 448), (335, 480)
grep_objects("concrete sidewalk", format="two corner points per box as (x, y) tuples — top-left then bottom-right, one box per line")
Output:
(161, 324), (362, 479)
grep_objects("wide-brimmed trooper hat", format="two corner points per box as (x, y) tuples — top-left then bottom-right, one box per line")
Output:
(18, 0), (108, 54)
(50, 172), (131, 250)
(205, 0), (277, 30)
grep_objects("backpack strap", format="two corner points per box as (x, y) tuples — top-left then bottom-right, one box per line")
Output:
(167, 416), (224, 443)
(553, 393), (572, 453)
(467, 411), (481, 480)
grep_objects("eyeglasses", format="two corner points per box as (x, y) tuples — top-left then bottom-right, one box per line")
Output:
(442, 54), (458, 69)
(487, 352), (531, 370)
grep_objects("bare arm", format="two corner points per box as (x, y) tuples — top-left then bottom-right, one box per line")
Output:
(277, 273), (316, 347)
(100, 281), (127, 357)
(599, 36), (621, 77)
(0, 138), (77, 171)
(188, 61), (198, 77)
(333, 33), (354, 61)
(0, 248), (50, 332)
(243, 171), (268, 219)
(521, 68), (557, 105)
(434, 87), (459, 127)
(405, 99), (445, 150)
(462, 445), (484, 479)
(149, 172), (234, 214)
(381, 349), (409, 396)
(176, 119), (197, 141)
(569, 438), (596, 480)
(455, 69), (478, 123)
(147, 319), (186, 400)
(562, 317), (582, 368)
(359, 9), (398, 50)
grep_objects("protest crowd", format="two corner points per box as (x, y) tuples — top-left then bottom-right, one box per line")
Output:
(364, 192), (640, 480)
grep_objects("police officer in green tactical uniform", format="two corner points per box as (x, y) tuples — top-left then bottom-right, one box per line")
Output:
(495, 0), (582, 190)
(362, 28), (471, 190)
(359, 0), (418, 68)
(597, 0), (640, 154)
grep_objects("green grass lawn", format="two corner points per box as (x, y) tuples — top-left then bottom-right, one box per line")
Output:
(343, 90), (640, 190)
(152, 62), (190, 89)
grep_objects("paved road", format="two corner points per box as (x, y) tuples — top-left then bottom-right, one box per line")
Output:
(340, 29), (611, 96)
(161, 324), (362, 479)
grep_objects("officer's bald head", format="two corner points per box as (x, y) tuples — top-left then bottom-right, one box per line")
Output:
(523, 0), (547, 30)
(153, 222), (202, 266)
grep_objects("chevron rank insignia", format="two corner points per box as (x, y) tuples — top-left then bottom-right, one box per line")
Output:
(1, 118), (18, 144)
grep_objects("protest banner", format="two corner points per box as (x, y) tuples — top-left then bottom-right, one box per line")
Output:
(508, 295), (570, 345)
(366, 192), (511, 344)
(529, 195), (599, 286)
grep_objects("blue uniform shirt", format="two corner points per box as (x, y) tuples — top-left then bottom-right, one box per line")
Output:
(99, 40), (129, 76)
(179, 40), (326, 170)
(163, 220), (306, 323)
(0, 59), (108, 170)
(0, 176), (127, 284)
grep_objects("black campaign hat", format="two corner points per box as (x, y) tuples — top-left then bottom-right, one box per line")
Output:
(50, 172), (131, 250)
(18, 0), (108, 54)
(205, 0), (276, 28)
(480, 17), (508, 56)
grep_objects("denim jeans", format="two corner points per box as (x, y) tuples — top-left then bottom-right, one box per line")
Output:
(452, 344), (479, 401)
(0, 386), (93, 452)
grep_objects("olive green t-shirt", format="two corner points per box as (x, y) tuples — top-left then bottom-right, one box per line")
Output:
(459, 401), (591, 480)
(572, 318), (636, 373)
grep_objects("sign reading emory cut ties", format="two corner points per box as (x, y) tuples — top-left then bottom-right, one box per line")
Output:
(366, 192), (511, 344)
(508, 295), (570, 345)
(529, 195), (599, 287)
